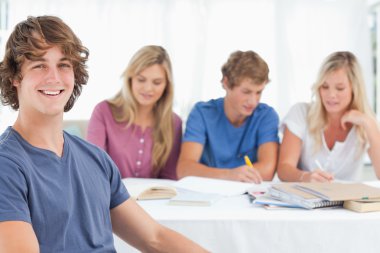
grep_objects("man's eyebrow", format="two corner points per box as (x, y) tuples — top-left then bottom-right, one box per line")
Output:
(30, 57), (46, 62)
(60, 57), (71, 62)
(256, 86), (265, 92)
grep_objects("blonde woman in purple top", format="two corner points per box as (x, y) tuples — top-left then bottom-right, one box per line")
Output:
(87, 45), (182, 179)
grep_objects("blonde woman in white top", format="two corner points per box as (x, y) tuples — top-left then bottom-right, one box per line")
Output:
(278, 51), (380, 182)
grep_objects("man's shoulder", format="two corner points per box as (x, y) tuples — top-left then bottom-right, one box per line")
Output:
(254, 103), (279, 118)
(64, 132), (118, 175)
(0, 128), (26, 167)
(64, 131), (104, 155)
(0, 127), (12, 145)
(193, 98), (223, 113)
(0, 127), (21, 152)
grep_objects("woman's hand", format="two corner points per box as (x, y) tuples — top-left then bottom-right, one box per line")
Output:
(341, 109), (366, 129)
(301, 169), (334, 182)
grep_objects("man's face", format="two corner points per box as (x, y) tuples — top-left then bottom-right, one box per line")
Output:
(224, 78), (266, 119)
(13, 46), (75, 117)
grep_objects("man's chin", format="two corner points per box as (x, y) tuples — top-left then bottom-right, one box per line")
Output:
(243, 109), (255, 116)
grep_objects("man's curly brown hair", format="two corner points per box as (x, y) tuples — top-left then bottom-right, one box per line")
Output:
(0, 15), (89, 112)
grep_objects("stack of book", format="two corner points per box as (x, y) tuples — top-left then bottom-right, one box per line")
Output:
(253, 182), (380, 212)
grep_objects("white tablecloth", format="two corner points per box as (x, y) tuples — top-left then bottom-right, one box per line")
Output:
(114, 179), (380, 253)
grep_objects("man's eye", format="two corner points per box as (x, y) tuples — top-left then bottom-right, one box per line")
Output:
(59, 63), (72, 68)
(33, 65), (45, 69)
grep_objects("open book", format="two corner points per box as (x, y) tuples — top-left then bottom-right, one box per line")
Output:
(343, 198), (380, 213)
(124, 179), (177, 200)
(173, 176), (268, 197)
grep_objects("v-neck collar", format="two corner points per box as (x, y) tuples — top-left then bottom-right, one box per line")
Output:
(321, 126), (355, 152)
(11, 127), (68, 162)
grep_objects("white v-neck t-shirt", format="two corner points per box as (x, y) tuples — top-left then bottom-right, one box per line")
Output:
(281, 102), (366, 181)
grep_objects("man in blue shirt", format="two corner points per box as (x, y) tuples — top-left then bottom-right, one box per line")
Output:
(177, 50), (279, 183)
(0, 15), (207, 253)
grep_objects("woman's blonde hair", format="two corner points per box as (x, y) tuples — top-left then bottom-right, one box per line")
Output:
(308, 51), (373, 153)
(108, 45), (174, 176)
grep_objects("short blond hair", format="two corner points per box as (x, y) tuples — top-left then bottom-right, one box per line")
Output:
(221, 50), (269, 88)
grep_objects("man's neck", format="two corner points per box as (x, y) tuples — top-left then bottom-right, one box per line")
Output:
(223, 100), (247, 127)
(13, 113), (64, 157)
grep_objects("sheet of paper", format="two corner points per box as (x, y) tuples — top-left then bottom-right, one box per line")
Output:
(174, 176), (269, 197)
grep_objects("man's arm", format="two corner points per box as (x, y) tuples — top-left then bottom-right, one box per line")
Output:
(0, 221), (39, 253)
(177, 142), (262, 183)
(111, 198), (209, 253)
(253, 142), (278, 180)
(177, 142), (229, 179)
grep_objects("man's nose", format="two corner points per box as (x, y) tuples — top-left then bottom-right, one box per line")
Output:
(45, 67), (61, 84)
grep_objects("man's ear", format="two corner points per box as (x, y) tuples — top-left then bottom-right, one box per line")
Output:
(12, 78), (20, 87)
(221, 76), (229, 90)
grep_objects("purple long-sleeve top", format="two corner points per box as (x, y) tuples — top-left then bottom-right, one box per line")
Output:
(87, 100), (182, 179)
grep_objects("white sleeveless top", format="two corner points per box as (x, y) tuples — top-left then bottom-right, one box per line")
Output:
(281, 102), (366, 181)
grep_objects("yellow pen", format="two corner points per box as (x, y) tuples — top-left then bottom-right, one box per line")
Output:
(244, 155), (254, 168)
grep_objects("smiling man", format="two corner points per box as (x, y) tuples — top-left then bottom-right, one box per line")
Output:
(0, 16), (208, 253)
(177, 50), (279, 183)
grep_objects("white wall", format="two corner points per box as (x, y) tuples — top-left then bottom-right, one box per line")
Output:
(0, 0), (373, 132)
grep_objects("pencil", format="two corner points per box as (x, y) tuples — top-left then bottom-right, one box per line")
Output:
(244, 155), (254, 168)
(315, 159), (325, 171)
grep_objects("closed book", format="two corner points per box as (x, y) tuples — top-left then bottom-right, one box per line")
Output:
(269, 183), (343, 209)
(344, 198), (380, 213)
(168, 190), (222, 206)
(253, 194), (302, 209)
(294, 182), (380, 201)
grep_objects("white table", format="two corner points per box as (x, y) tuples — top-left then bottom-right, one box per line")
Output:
(114, 179), (380, 253)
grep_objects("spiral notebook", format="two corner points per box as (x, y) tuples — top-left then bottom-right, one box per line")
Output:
(268, 183), (343, 209)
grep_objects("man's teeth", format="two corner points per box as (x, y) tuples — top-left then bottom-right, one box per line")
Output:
(42, 90), (61, 95)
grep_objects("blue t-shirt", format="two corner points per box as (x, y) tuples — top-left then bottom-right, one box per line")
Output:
(183, 98), (279, 168)
(0, 127), (130, 253)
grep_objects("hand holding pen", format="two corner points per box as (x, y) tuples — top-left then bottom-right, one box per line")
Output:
(243, 155), (262, 184)
(310, 159), (334, 182)
(228, 155), (262, 183)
